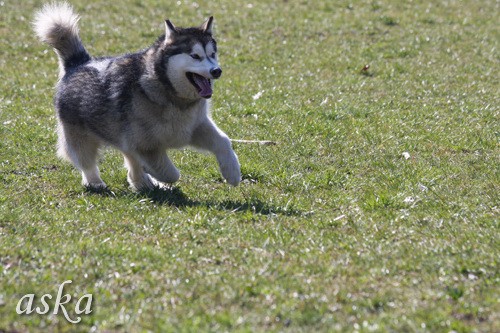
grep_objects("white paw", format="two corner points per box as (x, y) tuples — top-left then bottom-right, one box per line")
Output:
(157, 168), (180, 184)
(219, 151), (241, 186)
(128, 172), (156, 192)
(82, 169), (106, 191)
(129, 173), (176, 192)
(83, 180), (107, 191)
(143, 164), (180, 184)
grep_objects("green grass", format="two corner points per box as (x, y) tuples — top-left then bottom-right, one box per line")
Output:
(1, 0), (498, 332)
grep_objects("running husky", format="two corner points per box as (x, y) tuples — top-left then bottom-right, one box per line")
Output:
(33, 2), (240, 191)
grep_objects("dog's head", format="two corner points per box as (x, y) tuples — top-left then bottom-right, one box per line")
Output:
(159, 17), (221, 100)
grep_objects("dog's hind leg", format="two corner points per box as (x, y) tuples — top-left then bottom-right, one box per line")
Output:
(124, 150), (180, 191)
(139, 150), (180, 185)
(123, 153), (156, 192)
(57, 123), (107, 190)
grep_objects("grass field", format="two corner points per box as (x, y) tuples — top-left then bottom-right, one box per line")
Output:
(0, 0), (498, 332)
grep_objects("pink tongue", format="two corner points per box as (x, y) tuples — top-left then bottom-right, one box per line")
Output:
(193, 74), (212, 98)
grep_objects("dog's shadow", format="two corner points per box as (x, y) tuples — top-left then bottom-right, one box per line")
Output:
(130, 186), (303, 216)
(85, 184), (302, 216)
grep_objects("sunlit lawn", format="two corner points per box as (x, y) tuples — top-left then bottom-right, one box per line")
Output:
(0, 0), (498, 332)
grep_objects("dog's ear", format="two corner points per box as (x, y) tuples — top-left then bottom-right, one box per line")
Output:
(164, 19), (177, 44)
(200, 16), (213, 35)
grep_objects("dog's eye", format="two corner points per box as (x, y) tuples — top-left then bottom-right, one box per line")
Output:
(190, 54), (202, 60)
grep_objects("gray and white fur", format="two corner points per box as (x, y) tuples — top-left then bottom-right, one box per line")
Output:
(33, 2), (240, 191)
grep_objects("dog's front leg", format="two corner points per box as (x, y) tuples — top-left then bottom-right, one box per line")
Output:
(191, 119), (241, 186)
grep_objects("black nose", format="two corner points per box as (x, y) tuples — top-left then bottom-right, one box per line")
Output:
(210, 67), (222, 79)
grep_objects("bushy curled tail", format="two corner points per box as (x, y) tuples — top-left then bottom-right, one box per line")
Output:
(33, 2), (90, 73)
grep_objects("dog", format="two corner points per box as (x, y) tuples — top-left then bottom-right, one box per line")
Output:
(33, 2), (241, 191)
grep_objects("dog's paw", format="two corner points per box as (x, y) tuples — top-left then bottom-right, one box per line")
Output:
(219, 151), (241, 186)
(84, 181), (108, 192)
(82, 170), (107, 191)
(128, 172), (156, 192)
(156, 168), (180, 184)
(143, 162), (180, 184)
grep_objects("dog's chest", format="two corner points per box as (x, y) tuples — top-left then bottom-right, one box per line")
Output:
(131, 97), (206, 149)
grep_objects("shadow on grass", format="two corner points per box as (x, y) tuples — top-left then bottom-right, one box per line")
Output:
(82, 184), (303, 216)
(136, 186), (303, 217)
(142, 186), (196, 206)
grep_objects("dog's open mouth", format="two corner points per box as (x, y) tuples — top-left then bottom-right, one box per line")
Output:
(186, 72), (212, 98)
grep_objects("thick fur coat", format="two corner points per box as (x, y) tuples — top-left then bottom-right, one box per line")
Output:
(33, 3), (241, 191)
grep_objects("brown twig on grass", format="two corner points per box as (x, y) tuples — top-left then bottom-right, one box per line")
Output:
(231, 139), (277, 146)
